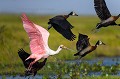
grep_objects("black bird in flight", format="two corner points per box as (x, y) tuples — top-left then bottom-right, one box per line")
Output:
(94, 0), (120, 30)
(48, 11), (78, 41)
(74, 33), (105, 59)
(18, 49), (47, 76)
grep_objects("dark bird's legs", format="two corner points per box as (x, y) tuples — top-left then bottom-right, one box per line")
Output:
(91, 23), (100, 33)
(91, 28), (100, 33)
(92, 23), (120, 33)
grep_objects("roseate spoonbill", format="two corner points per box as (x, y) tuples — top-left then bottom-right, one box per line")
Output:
(21, 13), (68, 69)
(74, 33), (105, 59)
(18, 49), (47, 76)
(48, 11), (78, 41)
(93, 0), (120, 30)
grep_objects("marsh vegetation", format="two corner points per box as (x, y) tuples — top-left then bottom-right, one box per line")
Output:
(0, 14), (120, 78)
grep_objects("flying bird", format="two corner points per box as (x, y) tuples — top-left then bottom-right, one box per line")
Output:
(94, 0), (120, 30)
(18, 49), (47, 76)
(48, 11), (78, 41)
(75, 33), (90, 52)
(74, 33), (105, 59)
(21, 13), (68, 70)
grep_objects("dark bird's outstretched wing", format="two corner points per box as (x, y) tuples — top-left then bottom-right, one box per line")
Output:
(76, 33), (90, 51)
(51, 23), (76, 41)
(94, 0), (111, 20)
(18, 49), (34, 68)
(48, 15), (76, 41)
(18, 49), (47, 76)
(49, 16), (74, 29)
(74, 33), (90, 56)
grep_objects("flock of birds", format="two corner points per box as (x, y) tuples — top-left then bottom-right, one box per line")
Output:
(18, 0), (120, 77)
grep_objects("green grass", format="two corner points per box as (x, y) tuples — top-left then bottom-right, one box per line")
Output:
(0, 14), (120, 75)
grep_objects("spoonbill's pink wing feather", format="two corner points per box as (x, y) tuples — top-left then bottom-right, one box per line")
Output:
(21, 14), (49, 54)
(34, 24), (50, 50)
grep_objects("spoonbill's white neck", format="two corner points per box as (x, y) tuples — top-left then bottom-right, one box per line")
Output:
(48, 45), (65, 55)
(48, 47), (62, 55)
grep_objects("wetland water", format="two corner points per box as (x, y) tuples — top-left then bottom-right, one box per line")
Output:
(0, 57), (120, 79)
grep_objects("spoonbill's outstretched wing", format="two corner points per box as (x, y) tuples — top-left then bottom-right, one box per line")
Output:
(21, 14), (50, 54)
(94, 0), (111, 21)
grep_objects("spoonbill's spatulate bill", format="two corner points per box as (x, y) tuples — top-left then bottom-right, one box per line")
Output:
(21, 13), (68, 69)
(18, 49), (47, 76)
(74, 33), (105, 59)
(94, 0), (120, 30)
(48, 11), (78, 41)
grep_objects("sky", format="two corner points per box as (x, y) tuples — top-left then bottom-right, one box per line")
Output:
(0, 0), (120, 15)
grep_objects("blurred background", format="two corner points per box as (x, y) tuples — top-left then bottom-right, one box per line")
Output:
(0, 0), (120, 77)
(0, 0), (120, 15)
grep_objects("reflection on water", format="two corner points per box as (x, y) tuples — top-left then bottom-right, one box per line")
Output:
(0, 57), (120, 79)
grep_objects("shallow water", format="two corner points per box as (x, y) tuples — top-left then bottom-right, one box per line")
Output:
(66, 57), (120, 65)
(0, 57), (120, 79)
(0, 75), (42, 79)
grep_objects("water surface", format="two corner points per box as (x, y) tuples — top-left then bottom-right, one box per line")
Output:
(0, 57), (120, 79)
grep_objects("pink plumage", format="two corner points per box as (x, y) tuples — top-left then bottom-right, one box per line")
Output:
(21, 13), (67, 69)
(21, 14), (49, 55)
